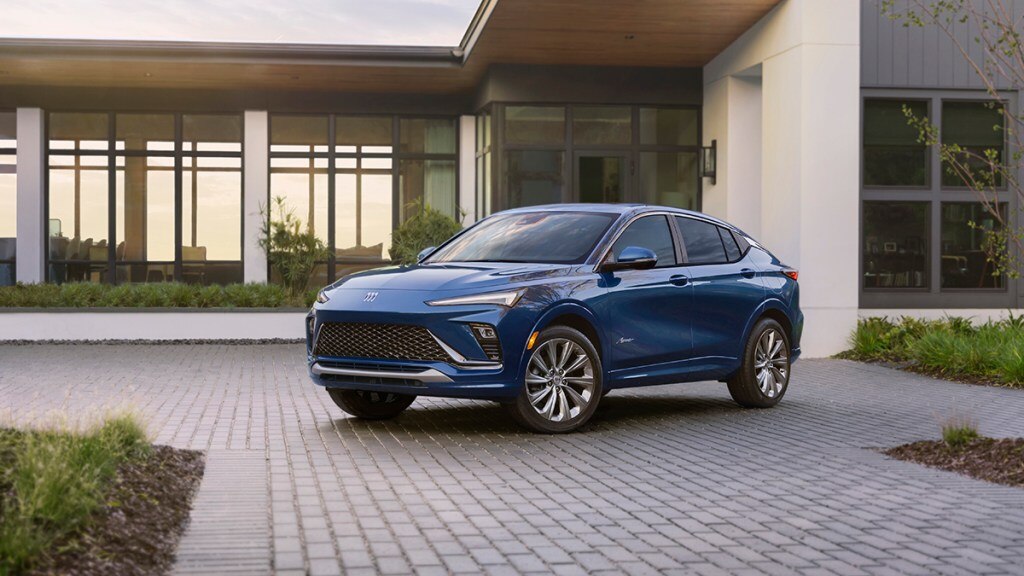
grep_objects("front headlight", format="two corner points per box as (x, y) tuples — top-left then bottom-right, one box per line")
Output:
(316, 288), (331, 304)
(426, 289), (525, 308)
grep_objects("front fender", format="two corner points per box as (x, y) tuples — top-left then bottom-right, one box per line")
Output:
(519, 301), (609, 383)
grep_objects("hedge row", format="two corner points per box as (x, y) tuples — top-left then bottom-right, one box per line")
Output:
(0, 282), (319, 308)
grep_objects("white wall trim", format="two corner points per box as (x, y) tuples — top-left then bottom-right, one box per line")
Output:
(0, 311), (306, 341)
(15, 108), (44, 284)
(243, 111), (269, 284)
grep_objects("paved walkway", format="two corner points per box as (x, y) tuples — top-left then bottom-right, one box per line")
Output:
(2, 344), (1024, 575)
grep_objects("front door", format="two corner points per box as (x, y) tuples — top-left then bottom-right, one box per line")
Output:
(576, 152), (629, 204)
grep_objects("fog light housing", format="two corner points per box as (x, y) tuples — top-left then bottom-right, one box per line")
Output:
(469, 323), (502, 362)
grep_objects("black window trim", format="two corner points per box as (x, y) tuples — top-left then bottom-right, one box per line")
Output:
(593, 212), (686, 272)
(672, 214), (742, 267)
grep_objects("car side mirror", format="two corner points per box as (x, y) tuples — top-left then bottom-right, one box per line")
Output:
(416, 246), (437, 263)
(600, 246), (658, 272)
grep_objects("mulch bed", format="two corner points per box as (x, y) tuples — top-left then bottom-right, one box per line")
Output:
(885, 438), (1024, 488)
(30, 446), (205, 576)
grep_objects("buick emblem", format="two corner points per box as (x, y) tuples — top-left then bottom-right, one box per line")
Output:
(363, 291), (379, 303)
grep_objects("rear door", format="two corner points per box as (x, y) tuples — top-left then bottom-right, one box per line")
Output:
(673, 216), (766, 360)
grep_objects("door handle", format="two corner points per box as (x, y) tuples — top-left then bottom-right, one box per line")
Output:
(669, 275), (689, 286)
(740, 268), (756, 279)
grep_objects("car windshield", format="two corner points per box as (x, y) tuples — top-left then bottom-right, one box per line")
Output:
(427, 211), (618, 264)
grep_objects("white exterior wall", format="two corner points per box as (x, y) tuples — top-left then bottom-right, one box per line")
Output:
(703, 0), (861, 358)
(458, 115), (476, 225)
(15, 108), (44, 284)
(243, 110), (269, 283)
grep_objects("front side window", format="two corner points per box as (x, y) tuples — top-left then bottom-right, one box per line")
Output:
(611, 215), (676, 268)
(429, 211), (616, 265)
(675, 216), (727, 265)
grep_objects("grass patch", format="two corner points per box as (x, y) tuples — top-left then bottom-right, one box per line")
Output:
(843, 315), (1024, 388)
(0, 416), (150, 575)
(0, 282), (320, 309)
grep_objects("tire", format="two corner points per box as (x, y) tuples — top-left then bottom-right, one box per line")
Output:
(327, 389), (416, 420)
(506, 326), (603, 433)
(727, 318), (792, 408)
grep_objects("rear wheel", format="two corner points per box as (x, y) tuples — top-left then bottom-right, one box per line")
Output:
(506, 326), (603, 433)
(327, 389), (416, 420)
(727, 318), (791, 408)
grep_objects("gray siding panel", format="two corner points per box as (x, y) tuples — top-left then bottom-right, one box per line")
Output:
(861, 0), (1019, 89)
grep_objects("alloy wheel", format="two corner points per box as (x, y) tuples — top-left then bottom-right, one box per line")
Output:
(525, 338), (596, 422)
(754, 328), (788, 398)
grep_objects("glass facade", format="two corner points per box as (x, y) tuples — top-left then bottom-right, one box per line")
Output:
(269, 114), (457, 285)
(0, 112), (15, 285)
(47, 112), (243, 285)
(491, 105), (700, 214)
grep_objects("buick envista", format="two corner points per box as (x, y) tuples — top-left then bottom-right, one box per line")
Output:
(307, 204), (802, 433)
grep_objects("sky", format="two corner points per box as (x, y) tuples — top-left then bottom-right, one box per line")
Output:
(0, 0), (482, 46)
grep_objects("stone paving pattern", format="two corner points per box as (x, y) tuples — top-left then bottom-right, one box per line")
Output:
(2, 344), (1024, 575)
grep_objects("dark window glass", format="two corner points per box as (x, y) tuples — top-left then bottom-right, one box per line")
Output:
(612, 216), (676, 268)
(639, 108), (698, 146)
(734, 232), (750, 253)
(116, 114), (174, 152)
(640, 152), (699, 210)
(400, 118), (456, 154)
(941, 202), (1005, 289)
(719, 227), (741, 261)
(429, 212), (616, 265)
(863, 202), (929, 289)
(675, 216), (727, 264)
(183, 115), (241, 153)
(573, 106), (631, 145)
(336, 116), (392, 151)
(863, 100), (928, 187)
(270, 115), (328, 152)
(505, 106), (565, 145)
(400, 159), (456, 221)
(942, 101), (1005, 187)
(578, 156), (625, 204)
(0, 112), (16, 285)
(505, 150), (564, 208)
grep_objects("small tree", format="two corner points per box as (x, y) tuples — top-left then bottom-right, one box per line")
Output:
(259, 196), (330, 296)
(882, 0), (1024, 278)
(389, 200), (463, 265)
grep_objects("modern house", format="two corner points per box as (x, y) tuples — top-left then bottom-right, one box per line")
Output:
(0, 0), (1018, 356)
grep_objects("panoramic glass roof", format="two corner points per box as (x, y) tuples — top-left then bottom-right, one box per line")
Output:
(0, 0), (482, 46)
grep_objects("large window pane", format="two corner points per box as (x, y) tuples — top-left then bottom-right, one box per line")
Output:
(863, 100), (928, 187)
(941, 202), (1005, 289)
(505, 106), (565, 145)
(335, 172), (392, 262)
(115, 156), (176, 263)
(116, 114), (175, 152)
(639, 108), (698, 146)
(505, 151), (564, 208)
(183, 114), (241, 153)
(270, 161), (329, 244)
(400, 118), (455, 154)
(50, 113), (109, 150)
(48, 159), (110, 283)
(271, 115), (328, 153)
(182, 158), (241, 262)
(942, 101), (1005, 187)
(400, 159), (456, 220)
(0, 112), (16, 285)
(336, 116), (392, 151)
(573, 106), (631, 145)
(863, 202), (929, 289)
(640, 152), (698, 210)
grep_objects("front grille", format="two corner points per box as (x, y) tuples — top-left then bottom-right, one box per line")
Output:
(314, 322), (450, 363)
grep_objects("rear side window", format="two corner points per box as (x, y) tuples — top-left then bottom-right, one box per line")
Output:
(719, 227), (741, 261)
(675, 216), (727, 264)
(612, 215), (677, 268)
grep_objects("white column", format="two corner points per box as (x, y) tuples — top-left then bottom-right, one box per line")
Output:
(15, 108), (44, 284)
(243, 111), (268, 284)
(704, 0), (860, 357)
(458, 115), (476, 225)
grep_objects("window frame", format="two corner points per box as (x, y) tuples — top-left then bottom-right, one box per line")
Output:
(860, 89), (1020, 309)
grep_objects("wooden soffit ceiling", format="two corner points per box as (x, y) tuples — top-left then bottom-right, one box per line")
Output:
(0, 0), (781, 95)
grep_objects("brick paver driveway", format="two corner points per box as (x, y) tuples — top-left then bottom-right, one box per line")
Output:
(3, 344), (1024, 576)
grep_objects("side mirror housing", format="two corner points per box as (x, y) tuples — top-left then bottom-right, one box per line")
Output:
(416, 246), (437, 263)
(600, 246), (658, 272)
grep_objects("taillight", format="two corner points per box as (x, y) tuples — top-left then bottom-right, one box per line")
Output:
(782, 269), (799, 281)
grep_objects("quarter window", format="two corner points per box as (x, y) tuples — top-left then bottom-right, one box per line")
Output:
(611, 216), (676, 268)
(675, 217), (727, 265)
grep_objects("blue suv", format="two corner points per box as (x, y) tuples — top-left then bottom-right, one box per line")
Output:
(308, 204), (802, 433)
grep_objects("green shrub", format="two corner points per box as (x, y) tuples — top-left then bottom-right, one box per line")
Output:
(389, 200), (462, 265)
(260, 196), (330, 298)
(0, 415), (150, 574)
(941, 416), (980, 448)
(0, 282), (311, 309)
(848, 317), (897, 359)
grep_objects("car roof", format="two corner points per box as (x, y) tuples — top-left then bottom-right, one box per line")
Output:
(497, 203), (734, 227)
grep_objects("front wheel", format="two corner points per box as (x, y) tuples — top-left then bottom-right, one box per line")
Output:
(327, 389), (416, 420)
(506, 326), (603, 433)
(727, 318), (791, 408)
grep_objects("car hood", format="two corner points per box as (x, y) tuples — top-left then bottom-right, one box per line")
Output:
(328, 262), (574, 293)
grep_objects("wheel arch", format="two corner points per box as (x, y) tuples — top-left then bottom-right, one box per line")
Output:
(522, 302), (608, 377)
(743, 299), (796, 348)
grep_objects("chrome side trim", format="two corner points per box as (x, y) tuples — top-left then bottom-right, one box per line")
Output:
(311, 363), (453, 383)
(429, 332), (503, 371)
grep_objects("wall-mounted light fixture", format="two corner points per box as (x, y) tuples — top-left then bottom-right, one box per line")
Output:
(702, 139), (717, 185)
